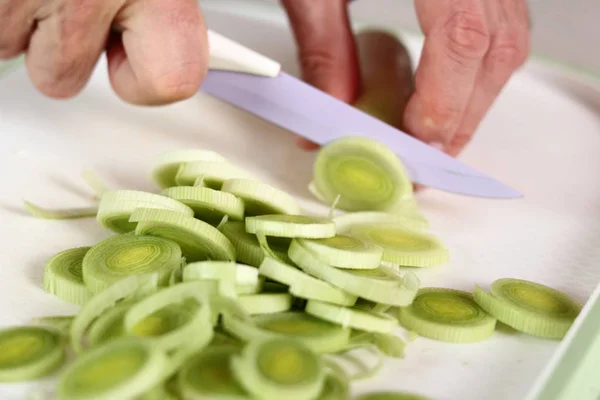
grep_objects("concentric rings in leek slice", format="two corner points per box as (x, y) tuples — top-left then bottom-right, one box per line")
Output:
(151, 149), (227, 189)
(221, 179), (300, 216)
(160, 186), (245, 223)
(296, 235), (382, 269)
(313, 136), (412, 212)
(474, 278), (581, 339)
(0, 326), (66, 382)
(130, 207), (236, 262)
(97, 190), (193, 233)
(44, 246), (93, 306)
(349, 223), (448, 267)
(398, 288), (496, 343)
(82, 234), (182, 294)
(231, 337), (325, 400)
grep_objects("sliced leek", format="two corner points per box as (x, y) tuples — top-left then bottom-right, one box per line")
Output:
(130, 207), (236, 262)
(246, 214), (336, 239)
(231, 337), (325, 400)
(305, 300), (398, 333)
(333, 211), (429, 232)
(296, 235), (382, 269)
(44, 246), (93, 306)
(398, 288), (496, 343)
(88, 301), (133, 347)
(473, 278), (581, 339)
(0, 326), (66, 382)
(239, 293), (293, 315)
(151, 149), (227, 188)
(82, 234), (181, 293)
(220, 221), (290, 267)
(97, 190), (193, 233)
(221, 179), (301, 216)
(288, 240), (420, 306)
(81, 169), (111, 198)
(24, 201), (97, 220)
(31, 316), (74, 336)
(313, 136), (413, 211)
(57, 338), (168, 400)
(160, 186), (245, 223)
(175, 160), (257, 189)
(356, 391), (430, 400)
(350, 224), (448, 267)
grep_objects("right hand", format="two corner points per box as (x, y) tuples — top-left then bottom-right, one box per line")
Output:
(0, 0), (210, 105)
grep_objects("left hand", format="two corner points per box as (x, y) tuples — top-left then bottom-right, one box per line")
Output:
(280, 0), (530, 157)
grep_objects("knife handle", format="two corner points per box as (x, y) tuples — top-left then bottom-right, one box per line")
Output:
(207, 30), (281, 78)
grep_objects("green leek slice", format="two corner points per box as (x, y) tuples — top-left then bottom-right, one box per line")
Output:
(222, 312), (351, 353)
(236, 264), (264, 295)
(183, 260), (262, 295)
(57, 338), (167, 400)
(123, 282), (214, 352)
(81, 169), (111, 198)
(221, 179), (301, 216)
(313, 136), (412, 211)
(473, 278), (581, 339)
(23, 201), (98, 220)
(305, 300), (398, 333)
(160, 186), (245, 223)
(333, 211), (429, 232)
(398, 288), (496, 343)
(175, 161), (257, 189)
(246, 214), (336, 239)
(231, 337), (325, 400)
(239, 293), (293, 315)
(97, 190), (193, 233)
(151, 149), (227, 189)
(258, 257), (357, 306)
(288, 240), (419, 306)
(130, 207), (236, 262)
(319, 361), (350, 400)
(44, 246), (93, 306)
(88, 301), (134, 347)
(355, 391), (430, 400)
(220, 221), (290, 267)
(82, 234), (182, 294)
(0, 326), (66, 382)
(296, 235), (382, 269)
(178, 345), (249, 400)
(31, 316), (74, 337)
(349, 224), (448, 267)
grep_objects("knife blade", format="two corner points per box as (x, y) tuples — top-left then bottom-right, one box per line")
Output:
(199, 70), (522, 199)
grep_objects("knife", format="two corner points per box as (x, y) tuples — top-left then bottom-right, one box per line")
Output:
(204, 30), (522, 199)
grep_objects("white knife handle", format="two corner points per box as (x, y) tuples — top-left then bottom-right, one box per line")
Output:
(207, 30), (281, 77)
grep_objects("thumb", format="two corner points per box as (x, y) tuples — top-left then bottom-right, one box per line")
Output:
(281, 0), (360, 149)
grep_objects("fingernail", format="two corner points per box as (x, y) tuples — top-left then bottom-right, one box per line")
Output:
(429, 141), (445, 152)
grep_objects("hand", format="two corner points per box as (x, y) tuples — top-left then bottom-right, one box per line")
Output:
(0, 0), (209, 105)
(281, 0), (530, 157)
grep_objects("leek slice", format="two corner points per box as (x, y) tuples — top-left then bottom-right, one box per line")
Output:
(350, 224), (448, 267)
(313, 136), (412, 211)
(175, 161), (257, 189)
(44, 246), (93, 306)
(239, 293), (293, 315)
(160, 186), (245, 223)
(82, 234), (182, 294)
(333, 211), (429, 232)
(355, 392), (430, 400)
(178, 345), (249, 400)
(88, 301), (134, 347)
(24, 201), (98, 220)
(31, 316), (74, 336)
(183, 261), (262, 295)
(258, 257), (357, 306)
(221, 179), (301, 216)
(398, 288), (496, 343)
(473, 278), (581, 339)
(222, 312), (351, 353)
(220, 221), (290, 267)
(0, 326), (66, 382)
(288, 240), (419, 306)
(151, 149), (227, 189)
(296, 235), (383, 269)
(57, 338), (167, 400)
(246, 214), (336, 239)
(123, 282), (214, 352)
(130, 207), (236, 262)
(97, 190), (193, 233)
(305, 300), (398, 333)
(235, 264), (264, 295)
(319, 361), (350, 400)
(231, 337), (325, 400)
(81, 169), (111, 198)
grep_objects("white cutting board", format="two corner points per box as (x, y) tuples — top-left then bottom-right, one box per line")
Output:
(1, 2), (600, 400)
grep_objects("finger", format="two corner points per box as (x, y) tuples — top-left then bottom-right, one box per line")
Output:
(447, 0), (529, 156)
(403, 0), (491, 148)
(26, 1), (120, 98)
(107, 0), (209, 105)
(281, 0), (360, 150)
(0, 0), (37, 59)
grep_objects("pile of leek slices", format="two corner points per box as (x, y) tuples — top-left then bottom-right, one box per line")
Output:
(3, 137), (581, 400)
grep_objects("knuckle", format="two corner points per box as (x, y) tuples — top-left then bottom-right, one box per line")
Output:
(299, 49), (338, 78)
(31, 57), (88, 99)
(442, 10), (491, 61)
(485, 30), (530, 76)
